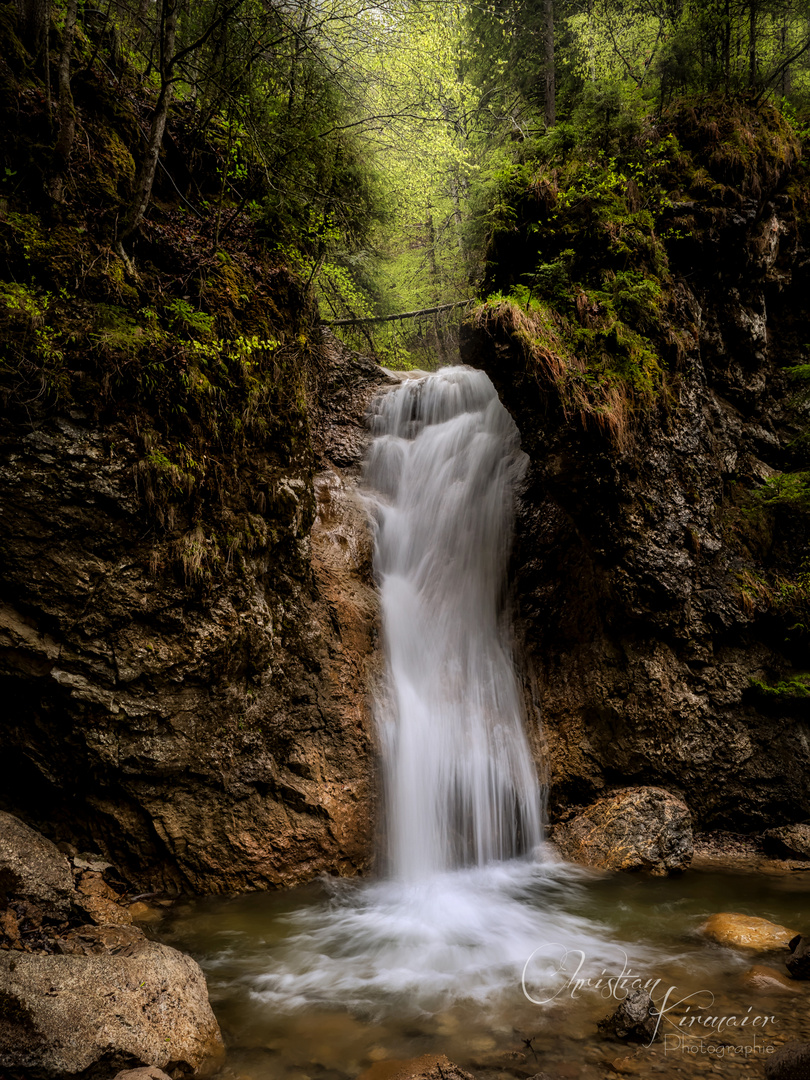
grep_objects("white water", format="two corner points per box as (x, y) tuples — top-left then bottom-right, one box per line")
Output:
(245, 366), (655, 1018)
(364, 365), (543, 879)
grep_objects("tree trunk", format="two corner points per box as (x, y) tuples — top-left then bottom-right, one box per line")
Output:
(121, 0), (179, 246)
(543, 0), (555, 128)
(748, 0), (757, 88)
(16, 0), (48, 58)
(49, 0), (78, 202)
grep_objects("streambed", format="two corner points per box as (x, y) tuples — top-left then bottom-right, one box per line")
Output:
(161, 859), (810, 1080)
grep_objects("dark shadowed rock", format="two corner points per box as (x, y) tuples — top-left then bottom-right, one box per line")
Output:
(598, 988), (660, 1043)
(551, 788), (693, 875)
(0, 939), (224, 1077)
(764, 1041), (810, 1080)
(763, 825), (810, 860)
(0, 811), (74, 915)
(786, 936), (810, 980)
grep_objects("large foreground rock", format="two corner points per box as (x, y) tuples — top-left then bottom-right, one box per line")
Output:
(0, 811), (74, 915)
(551, 788), (693, 876)
(765, 1042), (810, 1080)
(0, 939), (224, 1077)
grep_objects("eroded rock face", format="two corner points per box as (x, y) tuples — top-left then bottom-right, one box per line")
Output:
(463, 180), (810, 832)
(0, 339), (393, 892)
(551, 787), (693, 875)
(0, 940), (224, 1077)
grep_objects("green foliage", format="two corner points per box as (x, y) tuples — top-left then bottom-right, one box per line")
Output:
(749, 674), (810, 700)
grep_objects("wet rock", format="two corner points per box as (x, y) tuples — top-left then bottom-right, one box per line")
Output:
(741, 965), (800, 992)
(0, 811), (74, 915)
(0, 344), (388, 892)
(0, 938), (224, 1076)
(127, 900), (164, 924)
(701, 913), (798, 950)
(551, 788), (693, 876)
(357, 1053), (476, 1080)
(598, 988), (660, 1043)
(786, 935), (810, 980)
(764, 1041), (810, 1080)
(112, 1069), (172, 1080)
(74, 870), (133, 926)
(763, 825), (810, 860)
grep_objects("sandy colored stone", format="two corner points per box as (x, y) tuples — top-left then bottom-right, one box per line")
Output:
(113, 1069), (172, 1080)
(701, 913), (799, 950)
(741, 965), (801, 992)
(0, 812), (74, 915)
(552, 788), (693, 876)
(0, 939), (224, 1076)
(127, 900), (164, 924)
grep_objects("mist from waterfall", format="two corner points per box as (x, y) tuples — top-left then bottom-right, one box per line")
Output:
(364, 366), (543, 880)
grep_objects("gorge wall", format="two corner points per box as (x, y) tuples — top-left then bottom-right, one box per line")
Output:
(462, 102), (810, 831)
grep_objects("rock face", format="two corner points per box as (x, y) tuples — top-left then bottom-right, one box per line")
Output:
(763, 825), (810, 860)
(0, 940), (224, 1077)
(700, 913), (799, 950)
(0, 338), (393, 892)
(462, 124), (810, 831)
(551, 787), (693, 875)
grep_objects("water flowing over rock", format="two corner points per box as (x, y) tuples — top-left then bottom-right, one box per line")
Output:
(364, 366), (543, 878)
(551, 788), (693, 875)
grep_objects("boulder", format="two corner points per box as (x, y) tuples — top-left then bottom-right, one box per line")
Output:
(786, 935), (810, 980)
(0, 938), (224, 1077)
(763, 824), (810, 860)
(700, 913), (798, 950)
(113, 1070), (172, 1080)
(358, 1054), (476, 1080)
(598, 988), (660, 1043)
(0, 811), (74, 915)
(765, 1042), (810, 1080)
(551, 788), (693, 876)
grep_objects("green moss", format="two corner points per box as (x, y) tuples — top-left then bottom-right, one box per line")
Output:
(749, 674), (810, 700)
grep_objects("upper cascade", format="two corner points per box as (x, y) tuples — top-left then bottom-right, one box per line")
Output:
(364, 366), (544, 881)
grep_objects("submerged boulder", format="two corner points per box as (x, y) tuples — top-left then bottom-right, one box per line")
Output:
(0, 938), (224, 1077)
(700, 913), (799, 950)
(551, 787), (693, 876)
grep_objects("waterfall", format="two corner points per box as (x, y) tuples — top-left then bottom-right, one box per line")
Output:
(364, 366), (543, 881)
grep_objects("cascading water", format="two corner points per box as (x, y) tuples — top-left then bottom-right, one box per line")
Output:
(233, 366), (652, 1023)
(364, 366), (543, 880)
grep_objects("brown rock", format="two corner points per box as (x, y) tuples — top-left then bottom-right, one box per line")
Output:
(0, 938), (224, 1076)
(763, 825), (810, 860)
(358, 1053), (476, 1080)
(786, 935), (810, 980)
(741, 965), (800, 992)
(0, 812), (74, 915)
(127, 900), (164, 924)
(552, 788), (693, 876)
(765, 1041), (810, 1080)
(76, 894), (133, 927)
(56, 923), (146, 955)
(701, 913), (799, 950)
(112, 1069), (172, 1080)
